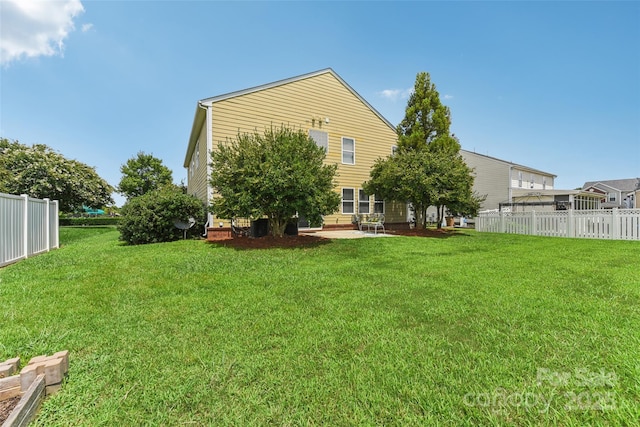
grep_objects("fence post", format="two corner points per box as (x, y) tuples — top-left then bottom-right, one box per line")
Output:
(44, 198), (50, 252)
(500, 210), (505, 233)
(530, 210), (537, 236)
(567, 209), (574, 238)
(53, 201), (59, 249)
(21, 194), (29, 260)
(612, 208), (619, 240)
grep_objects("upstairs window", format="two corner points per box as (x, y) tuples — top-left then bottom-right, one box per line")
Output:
(358, 189), (370, 214)
(342, 137), (355, 164)
(342, 188), (355, 214)
(518, 172), (523, 188)
(309, 129), (328, 152)
(608, 192), (617, 202)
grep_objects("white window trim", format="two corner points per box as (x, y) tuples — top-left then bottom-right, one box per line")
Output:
(374, 195), (385, 214)
(195, 142), (200, 169)
(342, 137), (355, 165)
(342, 187), (355, 214)
(358, 189), (370, 214)
(391, 145), (398, 155)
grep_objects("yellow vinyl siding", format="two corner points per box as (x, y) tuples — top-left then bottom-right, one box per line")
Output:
(187, 123), (209, 203)
(203, 71), (404, 226)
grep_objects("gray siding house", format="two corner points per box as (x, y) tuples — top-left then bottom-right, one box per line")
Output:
(460, 150), (602, 214)
(582, 178), (640, 208)
(461, 150), (556, 211)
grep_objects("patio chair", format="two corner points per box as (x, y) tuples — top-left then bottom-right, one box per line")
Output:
(368, 213), (385, 234)
(231, 218), (251, 238)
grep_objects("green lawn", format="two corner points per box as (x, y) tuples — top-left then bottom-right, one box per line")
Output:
(1, 227), (639, 425)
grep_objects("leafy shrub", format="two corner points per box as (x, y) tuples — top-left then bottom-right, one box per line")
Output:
(59, 217), (121, 226)
(118, 186), (206, 245)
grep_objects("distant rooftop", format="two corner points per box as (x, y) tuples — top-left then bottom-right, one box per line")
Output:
(582, 178), (640, 192)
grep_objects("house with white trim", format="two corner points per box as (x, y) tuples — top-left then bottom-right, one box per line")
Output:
(582, 178), (640, 208)
(461, 150), (602, 213)
(183, 69), (408, 238)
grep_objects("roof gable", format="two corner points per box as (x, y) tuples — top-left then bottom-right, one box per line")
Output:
(185, 68), (395, 166)
(460, 149), (556, 177)
(200, 69), (392, 130)
(582, 178), (640, 192)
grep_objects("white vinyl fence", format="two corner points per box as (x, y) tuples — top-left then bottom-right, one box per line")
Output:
(1, 193), (59, 267)
(476, 209), (640, 241)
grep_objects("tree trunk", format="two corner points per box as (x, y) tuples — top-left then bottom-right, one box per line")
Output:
(436, 205), (443, 229)
(270, 217), (287, 238)
(417, 206), (426, 229)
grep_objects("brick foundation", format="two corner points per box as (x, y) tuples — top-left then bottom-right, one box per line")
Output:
(207, 227), (232, 241)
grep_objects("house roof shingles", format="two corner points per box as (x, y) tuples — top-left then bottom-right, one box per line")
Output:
(582, 178), (640, 193)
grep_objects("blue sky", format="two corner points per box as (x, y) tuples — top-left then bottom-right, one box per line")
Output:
(1, 1), (639, 207)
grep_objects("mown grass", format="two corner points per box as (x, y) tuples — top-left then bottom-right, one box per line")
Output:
(1, 227), (638, 425)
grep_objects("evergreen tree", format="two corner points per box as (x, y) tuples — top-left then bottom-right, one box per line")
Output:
(364, 72), (482, 228)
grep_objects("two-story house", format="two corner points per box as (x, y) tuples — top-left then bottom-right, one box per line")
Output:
(582, 178), (640, 208)
(184, 69), (408, 238)
(461, 150), (602, 213)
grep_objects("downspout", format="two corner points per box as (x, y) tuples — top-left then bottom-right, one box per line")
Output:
(198, 101), (214, 236)
(507, 165), (513, 211)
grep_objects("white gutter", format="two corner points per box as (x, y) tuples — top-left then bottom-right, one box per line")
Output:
(198, 101), (214, 236)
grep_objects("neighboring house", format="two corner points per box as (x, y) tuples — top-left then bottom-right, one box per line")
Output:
(461, 150), (602, 213)
(184, 68), (407, 234)
(582, 178), (640, 208)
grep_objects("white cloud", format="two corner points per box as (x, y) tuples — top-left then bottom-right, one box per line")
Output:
(443, 94), (454, 100)
(378, 87), (413, 102)
(81, 23), (93, 33)
(0, 0), (85, 66)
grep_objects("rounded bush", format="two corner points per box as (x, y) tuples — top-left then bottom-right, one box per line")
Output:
(118, 187), (206, 245)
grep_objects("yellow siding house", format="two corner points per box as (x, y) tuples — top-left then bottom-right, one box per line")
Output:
(183, 68), (407, 236)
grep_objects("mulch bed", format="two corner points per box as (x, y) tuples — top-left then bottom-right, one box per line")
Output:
(0, 396), (20, 424)
(209, 228), (464, 249)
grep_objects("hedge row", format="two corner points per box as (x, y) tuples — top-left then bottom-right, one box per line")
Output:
(59, 217), (121, 226)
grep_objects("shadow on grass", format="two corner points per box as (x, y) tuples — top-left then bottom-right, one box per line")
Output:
(207, 234), (333, 250)
(389, 228), (473, 239)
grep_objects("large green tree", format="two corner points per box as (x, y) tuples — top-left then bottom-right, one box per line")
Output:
(210, 126), (340, 237)
(364, 72), (479, 228)
(118, 152), (173, 200)
(364, 149), (439, 228)
(0, 138), (113, 212)
(396, 71), (451, 151)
